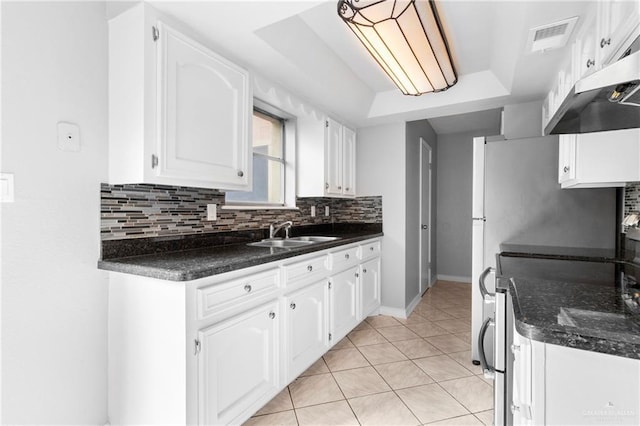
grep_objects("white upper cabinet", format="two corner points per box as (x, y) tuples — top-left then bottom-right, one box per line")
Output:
(108, 4), (251, 190)
(596, 0), (640, 66)
(298, 116), (356, 198)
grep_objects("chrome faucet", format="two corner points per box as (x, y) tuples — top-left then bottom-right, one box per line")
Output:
(269, 221), (293, 239)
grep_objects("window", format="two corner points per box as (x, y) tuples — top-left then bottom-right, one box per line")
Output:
(225, 108), (286, 206)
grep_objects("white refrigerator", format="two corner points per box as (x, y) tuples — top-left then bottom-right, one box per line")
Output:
(470, 135), (617, 362)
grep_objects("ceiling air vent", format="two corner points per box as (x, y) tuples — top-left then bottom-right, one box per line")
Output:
(526, 16), (578, 53)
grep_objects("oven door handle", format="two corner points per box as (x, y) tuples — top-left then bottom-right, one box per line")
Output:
(478, 316), (495, 379)
(479, 266), (496, 304)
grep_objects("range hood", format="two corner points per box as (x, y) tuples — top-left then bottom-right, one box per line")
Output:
(545, 37), (640, 135)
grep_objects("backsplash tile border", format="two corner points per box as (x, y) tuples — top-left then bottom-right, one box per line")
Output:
(100, 183), (382, 241)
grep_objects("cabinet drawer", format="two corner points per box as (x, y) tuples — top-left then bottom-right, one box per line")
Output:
(359, 240), (381, 261)
(197, 269), (280, 320)
(330, 246), (360, 271)
(283, 255), (329, 285)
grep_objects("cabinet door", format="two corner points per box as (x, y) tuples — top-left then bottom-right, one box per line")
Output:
(576, 15), (598, 78)
(597, 0), (640, 66)
(285, 281), (329, 381)
(558, 134), (576, 184)
(325, 118), (343, 196)
(360, 258), (380, 320)
(158, 23), (251, 190)
(511, 328), (533, 425)
(198, 301), (279, 425)
(329, 267), (359, 344)
(342, 126), (356, 197)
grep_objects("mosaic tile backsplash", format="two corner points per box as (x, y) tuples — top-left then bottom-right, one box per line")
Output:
(101, 183), (382, 241)
(624, 182), (640, 217)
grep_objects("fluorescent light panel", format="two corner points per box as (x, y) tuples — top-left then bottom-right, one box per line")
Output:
(338, 0), (457, 96)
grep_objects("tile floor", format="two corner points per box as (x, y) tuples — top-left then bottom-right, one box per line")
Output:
(245, 281), (493, 426)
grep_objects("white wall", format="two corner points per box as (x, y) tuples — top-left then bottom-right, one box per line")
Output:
(1, 2), (108, 423)
(357, 123), (406, 312)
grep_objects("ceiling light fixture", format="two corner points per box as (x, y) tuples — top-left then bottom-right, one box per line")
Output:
(337, 0), (457, 96)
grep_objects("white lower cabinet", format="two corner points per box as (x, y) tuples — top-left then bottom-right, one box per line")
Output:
(108, 237), (381, 425)
(284, 280), (329, 381)
(329, 267), (360, 344)
(198, 301), (280, 425)
(360, 258), (381, 319)
(512, 326), (640, 425)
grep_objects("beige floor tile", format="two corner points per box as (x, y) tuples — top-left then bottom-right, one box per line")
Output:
(365, 315), (402, 328)
(295, 400), (358, 426)
(396, 311), (429, 325)
(414, 307), (456, 321)
(244, 410), (298, 426)
(349, 391), (420, 426)
(413, 355), (474, 382)
(427, 414), (483, 425)
(255, 388), (293, 415)
(477, 374), (494, 385)
(396, 384), (469, 424)
(406, 321), (450, 338)
(474, 410), (494, 425)
(288, 373), (344, 408)
(425, 334), (471, 353)
(331, 337), (356, 351)
(433, 319), (471, 334)
(358, 342), (408, 365)
(376, 325), (421, 342)
(439, 376), (493, 413)
(454, 332), (472, 344)
(447, 308), (472, 319)
(332, 366), (390, 398)
(448, 351), (482, 375)
(323, 348), (370, 371)
(352, 320), (373, 331)
(392, 338), (443, 359)
(347, 328), (388, 346)
(374, 360), (434, 389)
(299, 357), (330, 377)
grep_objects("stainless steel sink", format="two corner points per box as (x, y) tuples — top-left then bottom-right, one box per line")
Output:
(247, 236), (340, 249)
(247, 239), (314, 248)
(289, 236), (341, 243)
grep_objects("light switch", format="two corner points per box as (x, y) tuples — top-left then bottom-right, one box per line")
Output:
(1, 173), (14, 202)
(310, 206), (316, 217)
(57, 121), (80, 152)
(207, 204), (217, 221)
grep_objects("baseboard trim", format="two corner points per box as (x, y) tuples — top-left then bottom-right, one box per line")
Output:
(378, 305), (408, 319)
(405, 292), (421, 317)
(429, 276), (437, 287)
(437, 274), (472, 283)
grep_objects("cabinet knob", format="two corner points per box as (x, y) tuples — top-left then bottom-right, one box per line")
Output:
(355, 272), (359, 278)
(269, 312), (276, 319)
(244, 284), (252, 293)
(363, 268), (367, 273)
(237, 170), (244, 177)
(345, 253), (350, 260)
(307, 265), (313, 272)
(345, 187), (350, 191)
(338, 186), (342, 190)
(586, 58), (595, 68)
(290, 303), (296, 310)
(600, 37), (611, 48)
(325, 183), (329, 189)
(563, 166), (569, 173)
(370, 247), (374, 251)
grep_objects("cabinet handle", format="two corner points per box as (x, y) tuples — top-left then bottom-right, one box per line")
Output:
(325, 182), (329, 189)
(307, 265), (313, 272)
(586, 58), (595, 68)
(363, 268), (367, 273)
(269, 312), (276, 319)
(244, 284), (252, 293)
(345, 253), (350, 260)
(290, 303), (296, 310)
(600, 37), (611, 48)
(151, 154), (158, 169)
(563, 166), (569, 173)
(152, 26), (159, 42)
(237, 170), (244, 177)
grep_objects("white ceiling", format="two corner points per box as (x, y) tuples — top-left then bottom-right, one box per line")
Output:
(145, 0), (591, 132)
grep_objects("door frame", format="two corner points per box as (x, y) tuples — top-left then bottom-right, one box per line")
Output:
(419, 137), (433, 295)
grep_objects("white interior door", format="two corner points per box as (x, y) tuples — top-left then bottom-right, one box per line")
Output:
(471, 136), (486, 362)
(419, 138), (432, 295)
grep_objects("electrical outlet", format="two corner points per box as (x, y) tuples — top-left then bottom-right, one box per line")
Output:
(207, 204), (217, 221)
(57, 122), (80, 152)
(310, 206), (316, 217)
(325, 206), (330, 216)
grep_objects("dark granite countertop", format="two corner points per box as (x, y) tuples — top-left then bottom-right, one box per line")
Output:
(499, 242), (618, 262)
(498, 256), (640, 359)
(98, 225), (383, 281)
